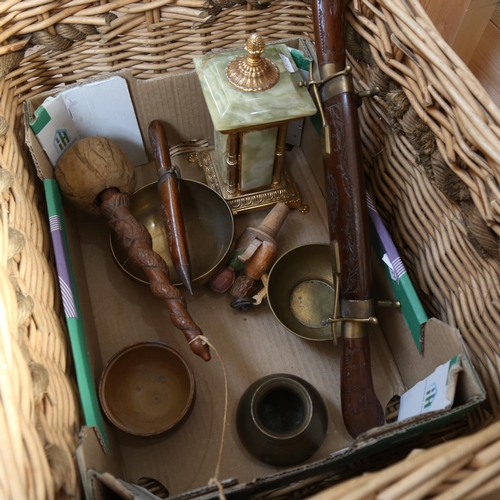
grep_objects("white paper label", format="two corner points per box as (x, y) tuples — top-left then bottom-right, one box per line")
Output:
(33, 97), (79, 166)
(279, 53), (295, 73)
(31, 76), (148, 167)
(397, 356), (462, 422)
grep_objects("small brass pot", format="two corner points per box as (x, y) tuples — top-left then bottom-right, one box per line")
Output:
(110, 180), (234, 287)
(236, 374), (328, 466)
(267, 244), (335, 341)
(99, 341), (195, 436)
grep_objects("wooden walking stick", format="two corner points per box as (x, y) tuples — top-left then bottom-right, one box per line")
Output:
(305, 0), (385, 436)
(149, 120), (193, 295)
(55, 136), (210, 361)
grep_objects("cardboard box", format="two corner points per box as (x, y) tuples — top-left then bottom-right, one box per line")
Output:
(24, 42), (485, 499)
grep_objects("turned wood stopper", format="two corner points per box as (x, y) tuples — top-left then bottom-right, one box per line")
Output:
(237, 203), (290, 280)
(255, 202), (290, 241)
(55, 136), (136, 215)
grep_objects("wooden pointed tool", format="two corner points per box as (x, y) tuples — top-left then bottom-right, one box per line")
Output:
(149, 120), (193, 294)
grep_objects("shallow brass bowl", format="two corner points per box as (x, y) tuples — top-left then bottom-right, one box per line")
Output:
(110, 180), (234, 287)
(99, 341), (195, 436)
(267, 244), (335, 341)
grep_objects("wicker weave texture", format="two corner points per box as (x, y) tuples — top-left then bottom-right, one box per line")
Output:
(1, 0), (500, 498)
(0, 104), (80, 497)
(344, 0), (500, 418)
(0, 0), (314, 89)
(307, 418), (500, 500)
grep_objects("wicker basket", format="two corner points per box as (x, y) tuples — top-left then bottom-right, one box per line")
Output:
(2, 0), (500, 498)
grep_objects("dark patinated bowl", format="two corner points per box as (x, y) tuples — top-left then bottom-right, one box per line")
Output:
(236, 373), (328, 466)
(110, 180), (234, 287)
(99, 341), (195, 436)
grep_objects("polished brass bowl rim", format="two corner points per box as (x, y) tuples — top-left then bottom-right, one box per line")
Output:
(267, 243), (334, 342)
(109, 179), (235, 287)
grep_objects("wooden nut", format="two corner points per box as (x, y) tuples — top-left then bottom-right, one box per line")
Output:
(229, 275), (257, 299)
(55, 136), (136, 215)
(209, 266), (235, 294)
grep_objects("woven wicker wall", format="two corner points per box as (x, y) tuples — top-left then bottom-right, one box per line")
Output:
(346, 0), (500, 414)
(2, 0), (500, 498)
(0, 90), (80, 497)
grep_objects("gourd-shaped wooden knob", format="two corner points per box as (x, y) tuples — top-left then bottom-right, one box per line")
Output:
(55, 136), (136, 215)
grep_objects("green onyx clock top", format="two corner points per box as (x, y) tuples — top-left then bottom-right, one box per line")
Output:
(194, 44), (317, 132)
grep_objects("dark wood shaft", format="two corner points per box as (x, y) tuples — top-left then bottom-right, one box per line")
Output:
(149, 120), (193, 294)
(342, 337), (384, 437)
(323, 91), (371, 301)
(99, 187), (210, 361)
(312, 0), (347, 68)
(324, 93), (383, 434)
(312, 0), (384, 436)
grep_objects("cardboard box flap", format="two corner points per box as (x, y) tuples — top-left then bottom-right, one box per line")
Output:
(77, 427), (126, 500)
(24, 71), (149, 181)
(344, 352), (485, 452)
(368, 192), (429, 352)
(379, 314), (473, 389)
(29, 76), (148, 167)
(89, 472), (134, 500)
(44, 179), (108, 446)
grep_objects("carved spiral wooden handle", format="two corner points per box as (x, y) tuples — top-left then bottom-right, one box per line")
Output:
(99, 187), (210, 361)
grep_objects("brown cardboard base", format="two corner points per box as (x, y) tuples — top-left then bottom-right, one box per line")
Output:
(71, 149), (402, 494)
(24, 60), (485, 498)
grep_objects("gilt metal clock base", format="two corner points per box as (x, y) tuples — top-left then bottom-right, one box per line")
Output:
(190, 150), (305, 215)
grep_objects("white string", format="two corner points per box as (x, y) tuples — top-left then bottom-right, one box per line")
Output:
(189, 335), (228, 500)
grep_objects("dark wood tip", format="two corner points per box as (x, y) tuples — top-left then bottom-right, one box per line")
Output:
(190, 339), (211, 361)
(341, 336), (385, 438)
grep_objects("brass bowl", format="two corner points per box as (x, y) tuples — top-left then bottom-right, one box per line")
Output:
(99, 341), (195, 436)
(267, 244), (335, 341)
(110, 180), (234, 286)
